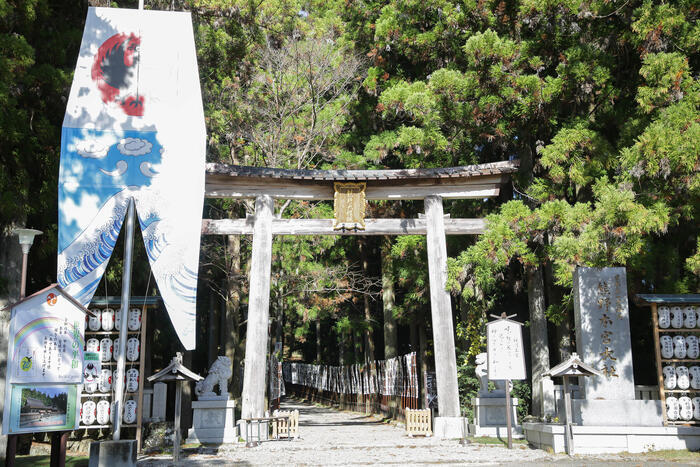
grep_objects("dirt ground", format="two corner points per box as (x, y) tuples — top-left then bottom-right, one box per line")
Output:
(138, 399), (700, 466)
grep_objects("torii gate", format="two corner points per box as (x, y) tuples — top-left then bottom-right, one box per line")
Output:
(201, 160), (518, 437)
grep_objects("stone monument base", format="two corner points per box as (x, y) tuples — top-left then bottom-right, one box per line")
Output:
(434, 417), (468, 439)
(468, 424), (524, 438)
(88, 440), (137, 467)
(470, 397), (521, 438)
(186, 399), (237, 444)
(524, 422), (700, 454)
(560, 399), (664, 426)
(472, 397), (520, 425)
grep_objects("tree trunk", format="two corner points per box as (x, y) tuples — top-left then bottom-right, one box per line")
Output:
(207, 291), (217, 364)
(353, 328), (363, 364)
(527, 265), (551, 418)
(419, 318), (428, 409)
(410, 321), (418, 355)
(0, 223), (24, 459)
(360, 238), (375, 363)
(276, 283), (284, 358)
(381, 236), (397, 359)
(316, 317), (322, 363)
(457, 294), (470, 352)
(225, 233), (244, 399)
(545, 245), (572, 363)
(339, 329), (346, 366)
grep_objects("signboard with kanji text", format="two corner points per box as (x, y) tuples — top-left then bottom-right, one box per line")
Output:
(486, 318), (526, 381)
(2, 285), (89, 434)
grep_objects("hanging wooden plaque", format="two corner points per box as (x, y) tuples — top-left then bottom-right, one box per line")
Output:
(333, 182), (366, 231)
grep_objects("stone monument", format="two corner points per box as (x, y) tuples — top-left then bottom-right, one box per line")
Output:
(186, 356), (237, 444)
(523, 268), (700, 453)
(469, 352), (522, 438)
(571, 267), (662, 426)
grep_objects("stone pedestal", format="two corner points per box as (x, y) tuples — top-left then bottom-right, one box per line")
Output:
(561, 399), (664, 427)
(434, 416), (468, 439)
(541, 377), (555, 417)
(468, 397), (523, 438)
(88, 440), (137, 467)
(524, 422), (700, 454)
(185, 400), (237, 444)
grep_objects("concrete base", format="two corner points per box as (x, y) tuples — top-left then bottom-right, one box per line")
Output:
(524, 422), (700, 454)
(560, 399), (664, 426)
(468, 423), (524, 439)
(434, 417), (468, 439)
(88, 440), (137, 467)
(186, 399), (237, 444)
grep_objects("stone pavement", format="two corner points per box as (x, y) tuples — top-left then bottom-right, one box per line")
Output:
(138, 399), (697, 466)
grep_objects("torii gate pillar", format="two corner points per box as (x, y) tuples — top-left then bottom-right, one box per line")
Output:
(240, 195), (274, 421)
(425, 195), (463, 437)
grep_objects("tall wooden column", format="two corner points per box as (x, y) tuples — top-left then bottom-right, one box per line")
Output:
(424, 195), (460, 418)
(241, 195), (274, 419)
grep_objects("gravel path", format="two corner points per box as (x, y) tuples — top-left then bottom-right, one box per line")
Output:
(137, 399), (693, 466)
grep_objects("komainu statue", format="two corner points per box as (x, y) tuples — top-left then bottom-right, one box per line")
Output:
(195, 356), (232, 400)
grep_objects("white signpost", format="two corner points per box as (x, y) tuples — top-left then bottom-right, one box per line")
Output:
(486, 313), (526, 448)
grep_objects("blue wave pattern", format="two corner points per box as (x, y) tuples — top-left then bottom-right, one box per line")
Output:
(167, 265), (198, 305)
(58, 202), (127, 302)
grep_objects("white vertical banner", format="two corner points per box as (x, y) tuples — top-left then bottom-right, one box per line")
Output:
(57, 8), (206, 349)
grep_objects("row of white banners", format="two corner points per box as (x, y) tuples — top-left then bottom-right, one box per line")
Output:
(282, 353), (419, 397)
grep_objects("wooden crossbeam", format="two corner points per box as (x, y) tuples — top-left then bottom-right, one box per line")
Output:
(205, 177), (502, 200)
(201, 218), (486, 236)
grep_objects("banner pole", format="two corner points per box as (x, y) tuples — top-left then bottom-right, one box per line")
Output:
(113, 198), (136, 440)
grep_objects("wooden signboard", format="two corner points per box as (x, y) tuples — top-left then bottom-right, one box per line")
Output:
(2, 285), (90, 436)
(486, 314), (525, 449)
(486, 318), (526, 381)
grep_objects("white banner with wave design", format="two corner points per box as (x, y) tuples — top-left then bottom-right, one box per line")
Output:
(57, 7), (205, 349)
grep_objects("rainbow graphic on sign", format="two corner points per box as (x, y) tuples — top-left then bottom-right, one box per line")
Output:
(12, 317), (85, 364)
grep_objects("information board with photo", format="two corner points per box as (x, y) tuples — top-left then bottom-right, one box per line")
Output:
(7, 385), (79, 434)
(2, 285), (88, 434)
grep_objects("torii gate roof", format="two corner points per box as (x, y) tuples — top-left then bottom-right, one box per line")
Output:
(206, 160), (518, 181)
(205, 159), (519, 200)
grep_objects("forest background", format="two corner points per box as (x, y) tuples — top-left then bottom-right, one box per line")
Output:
(1, 0), (698, 420)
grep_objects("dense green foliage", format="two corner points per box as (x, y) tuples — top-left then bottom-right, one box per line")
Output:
(0, 0), (697, 411)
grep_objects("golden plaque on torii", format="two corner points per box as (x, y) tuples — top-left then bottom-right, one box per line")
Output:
(333, 182), (366, 231)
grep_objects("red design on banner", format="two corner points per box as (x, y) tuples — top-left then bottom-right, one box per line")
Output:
(46, 293), (58, 306)
(91, 33), (145, 116)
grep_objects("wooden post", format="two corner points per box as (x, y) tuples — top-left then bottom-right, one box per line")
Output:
(5, 435), (17, 467)
(241, 195), (274, 420)
(505, 379), (512, 449)
(135, 306), (149, 453)
(563, 375), (574, 455)
(424, 195), (460, 418)
(173, 381), (182, 462)
(651, 303), (668, 425)
(49, 431), (68, 467)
